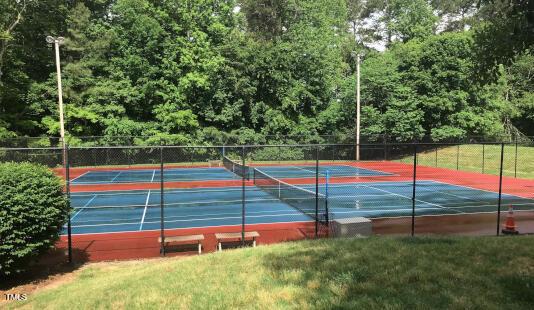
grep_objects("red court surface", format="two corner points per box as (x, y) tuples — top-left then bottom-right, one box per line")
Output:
(55, 222), (320, 262)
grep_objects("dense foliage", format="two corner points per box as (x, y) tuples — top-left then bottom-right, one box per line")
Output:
(0, 162), (68, 277)
(0, 0), (532, 145)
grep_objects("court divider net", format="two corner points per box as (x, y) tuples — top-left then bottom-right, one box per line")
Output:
(253, 167), (328, 225)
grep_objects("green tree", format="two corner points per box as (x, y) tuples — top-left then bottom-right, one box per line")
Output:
(474, 0), (534, 81)
(384, 0), (437, 43)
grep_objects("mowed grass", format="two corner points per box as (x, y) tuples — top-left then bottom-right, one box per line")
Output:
(7, 237), (534, 309)
(397, 144), (534, 179)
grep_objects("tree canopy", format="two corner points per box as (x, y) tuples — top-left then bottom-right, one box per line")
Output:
(0, 0), (532, 145)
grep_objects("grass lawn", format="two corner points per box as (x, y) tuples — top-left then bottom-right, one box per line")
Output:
(397, 144), (534, 179)
(6, 236), (534, 309)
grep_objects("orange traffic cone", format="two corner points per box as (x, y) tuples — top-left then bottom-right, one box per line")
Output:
(502, 205), (519, 235)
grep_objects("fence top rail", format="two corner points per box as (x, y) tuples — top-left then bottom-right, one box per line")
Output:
(0, 147), (65, 151)
(1, 141), (528, 151)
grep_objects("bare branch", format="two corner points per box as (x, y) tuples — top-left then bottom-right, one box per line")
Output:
(0, 0), (28, 83)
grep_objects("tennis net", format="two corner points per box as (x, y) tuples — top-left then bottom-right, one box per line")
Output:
(253, 168), (328, 223)
(222, 155), (250, 179)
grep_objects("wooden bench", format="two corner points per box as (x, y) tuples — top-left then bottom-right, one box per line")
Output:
(215, 231), (260, 251)
(159, 235), (204, 255)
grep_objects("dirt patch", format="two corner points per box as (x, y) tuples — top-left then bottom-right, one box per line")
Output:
(1, 266), (80, 299)
(0, 252), (192, 305)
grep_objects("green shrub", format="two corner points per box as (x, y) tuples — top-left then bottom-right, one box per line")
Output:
(0, 162), (69, 277)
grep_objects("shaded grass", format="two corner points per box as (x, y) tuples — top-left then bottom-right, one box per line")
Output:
(397, 144), (534, 179)
(7, 236), (534, 309)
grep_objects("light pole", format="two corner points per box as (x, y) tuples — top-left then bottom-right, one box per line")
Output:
(46, 35), (71, 263)
(46, 36), (66, 145)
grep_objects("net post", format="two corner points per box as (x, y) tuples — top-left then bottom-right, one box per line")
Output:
(315, 146), (319, 238)
(241, 146), (246, 247)
(66, 144), (72, 263)
(411, 143), (417, 237)
(160, 144), (165, 256)
(496, 143), (505, 236)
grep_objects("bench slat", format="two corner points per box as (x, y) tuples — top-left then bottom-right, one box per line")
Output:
(159, 234), (204, 243)
(215, 231), (260, 240)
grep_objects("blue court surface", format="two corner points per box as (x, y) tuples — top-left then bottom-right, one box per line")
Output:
(70, 165), (392, 185)
(67, 180), (534, 235)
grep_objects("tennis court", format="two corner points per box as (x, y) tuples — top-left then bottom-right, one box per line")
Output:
(70, 164), (393, 185)
(67, 178), (534, 235)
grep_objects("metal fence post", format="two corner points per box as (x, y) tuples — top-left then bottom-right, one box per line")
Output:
(411, 144), (417, 237)
(332, 144), (335, 162)
(456, 144), (460, 170)
(92, 148), (97, 167)
(160, 145), (165, 255)
(384, 139), (388, 161)
(482, 144), (485, 174)
(514, 139), (518, 178)
(241, 146), (246, 246)
(496, 143), (505, 236)
(66, 145), (72, 263)
(315, 146), (319, 238)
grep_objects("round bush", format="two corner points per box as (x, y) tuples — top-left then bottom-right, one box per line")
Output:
(0, 162), (69, 277)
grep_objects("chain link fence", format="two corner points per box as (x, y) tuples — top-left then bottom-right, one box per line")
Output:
(1, 142), (533, 263)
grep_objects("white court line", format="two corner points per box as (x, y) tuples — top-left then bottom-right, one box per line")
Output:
(70, 195), (97, 221)
(151, 169), (156, 182)
(69, 187), (273, 199)
(70, 186), (249, 196)
(359, 183), (465, 214)
(65, 220), (313, 236)
(73, 167), (227, 174)
(415, 185), (488, 203)
(69, 175), (236, 185)
(335, 164), (397, 176)
(430, 180), (534, 200)
(371, 208), (534, 220)
(76, 208), (308, 225)
(139, 190), (151, 230)
(72, 211), (311, 228)
(70, 171), (90, 183)
(110, 171), (123, 182)
(445, 202), (534, 209)
(292, 165), (320, 175)
(71, 197), (284, 210)
(330, 207), (443, 215)
(296, 180), (426, 189)
(328, 194), (398, 199)
(144, 212), (312, 225)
